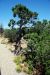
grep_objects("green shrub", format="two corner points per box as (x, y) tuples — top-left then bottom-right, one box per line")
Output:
(14, 55), (32, 74)
(23, 24), (50, 75)
(16, 65), (22, 72)
(0, 24), (4, 36)
(4, 29), (17, 42)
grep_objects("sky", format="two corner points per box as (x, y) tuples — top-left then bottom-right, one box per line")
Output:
(0, 0), (50, 28)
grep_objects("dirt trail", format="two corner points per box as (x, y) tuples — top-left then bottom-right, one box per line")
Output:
(0, 43), (27, 75)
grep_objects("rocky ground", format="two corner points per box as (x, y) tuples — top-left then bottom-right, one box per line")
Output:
(0, 37), (27, 75)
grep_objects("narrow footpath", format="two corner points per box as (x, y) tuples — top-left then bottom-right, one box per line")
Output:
(0, 43), (27, 75)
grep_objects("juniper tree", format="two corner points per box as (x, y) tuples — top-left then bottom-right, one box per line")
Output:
(8, 4), (38, 54)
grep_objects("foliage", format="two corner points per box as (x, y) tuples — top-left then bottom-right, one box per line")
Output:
(8, 19), (16, 29)
(0, 24), (4, 36)
(29, 20), (48, 35)
(23, 23), (50, 75)
(14, 55), (33, 74)
(12, 4), (38, 21)
(4, 29), (17, 42)
(14, 55), (25, 65)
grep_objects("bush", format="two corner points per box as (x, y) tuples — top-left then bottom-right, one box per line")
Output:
(16, 65), (21, 72)
(0, 24), (4, 36)
(14, 55), (25, 65)
(14, 55), (32, 74)
(4, 29), (17, 42)
(23, 24), (50, 75)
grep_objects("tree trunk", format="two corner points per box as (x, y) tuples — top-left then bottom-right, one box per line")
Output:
(14, 25), (22, 55)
